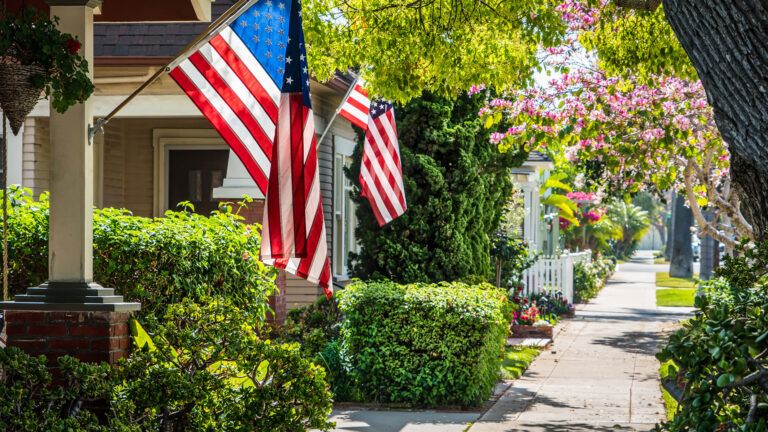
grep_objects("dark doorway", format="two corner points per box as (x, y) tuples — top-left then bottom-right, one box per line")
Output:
(168, 150), (228, 215)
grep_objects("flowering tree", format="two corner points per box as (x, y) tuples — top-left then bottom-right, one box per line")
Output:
(478, 68), (751, 249)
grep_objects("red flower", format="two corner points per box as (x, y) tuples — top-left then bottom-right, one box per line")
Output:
(65, 38), (81, 54)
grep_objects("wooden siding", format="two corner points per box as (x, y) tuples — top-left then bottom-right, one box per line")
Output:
(21, 118), (50, 197)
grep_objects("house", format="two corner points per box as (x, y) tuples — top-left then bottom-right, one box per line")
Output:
(510, 151), (555, 255)
(8, 0), (361, 321)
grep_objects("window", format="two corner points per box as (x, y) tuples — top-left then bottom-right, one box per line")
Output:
(333, 137), (360, 278)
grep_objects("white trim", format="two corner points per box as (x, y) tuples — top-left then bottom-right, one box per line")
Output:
(334, 135), (355, 156)
(152, 128), (228, 217)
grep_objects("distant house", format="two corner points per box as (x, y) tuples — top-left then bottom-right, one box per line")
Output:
(9, 0), (361, 321)
(510, 151), (555, 254)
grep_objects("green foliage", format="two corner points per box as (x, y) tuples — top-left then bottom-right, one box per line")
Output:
(0, 300), (335, 432)
(580, 4), (696, 81)
(0, 348), (112, 431)
(0, 7), (94, 113)
(304, 0), (569, 101)
(573, 256), (615, 303)
(607, 200), (650, 260)
(280, 294), (343, 357)
(655, 242), (768, 431)
(659, 360), (680, 421)
(338, 280), (512, 407)
(3, 188), (276, 319)
(492, 235), (537, 288)
(347, 92), (524, 283)
(115, 299), (334, 431)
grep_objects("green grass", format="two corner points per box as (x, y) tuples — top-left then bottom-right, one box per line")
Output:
(656, 272), (697, 289)
(500, 345), (540, 380)
(657, 288), (696, 307)
(654, 257), (668, 265)
(659, 361), (679, 420)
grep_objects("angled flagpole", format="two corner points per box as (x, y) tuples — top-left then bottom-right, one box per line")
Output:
(316, 73), (360, 145)
(88, 0), (257, 140)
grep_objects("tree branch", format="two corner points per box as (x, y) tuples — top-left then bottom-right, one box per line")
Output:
(614, 0), (662, 12)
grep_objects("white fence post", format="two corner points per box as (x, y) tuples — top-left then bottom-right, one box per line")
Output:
(521, 250), (590, 305)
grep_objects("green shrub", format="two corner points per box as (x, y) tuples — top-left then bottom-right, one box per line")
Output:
(115, 299), (334, 431)
(3, 188), (276, 318)
(338, 280), (512, 407)
(574, 256), (615, 303)
(346, 92), (526, 283)
(279, 294), (342, 357)
(0, 348), (112, 431)
(0, 299), (335, 432)
(656, 242), (768, 431)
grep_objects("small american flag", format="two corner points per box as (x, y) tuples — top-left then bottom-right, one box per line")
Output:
(338, 82), (371, 130)
(360, 100), (407, 226)
(169, 0), (332, 296)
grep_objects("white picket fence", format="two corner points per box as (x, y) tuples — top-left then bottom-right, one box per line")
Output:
(521, 250), (591, 304)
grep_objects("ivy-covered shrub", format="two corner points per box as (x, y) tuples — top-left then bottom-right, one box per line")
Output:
(656, 242), (768, 431)
(0, 299), (335, 432)
(338, 280), (513, 407)
(3, 189), (276, 318)
(347, 92), (526, 283)
(573, 256), (616, 303)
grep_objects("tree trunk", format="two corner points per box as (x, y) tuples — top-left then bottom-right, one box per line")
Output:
(699, 211), (715, 281)
(670, 194), (693, 278)
(664, 194), (675, 261)
(663, 0), (768, 241)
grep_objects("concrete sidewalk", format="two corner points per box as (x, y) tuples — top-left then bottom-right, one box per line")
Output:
(470, 254), (690, 432)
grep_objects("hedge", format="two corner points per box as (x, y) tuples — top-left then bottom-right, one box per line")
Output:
(338, 280), (512, 407)
(2, 189), (276, 318)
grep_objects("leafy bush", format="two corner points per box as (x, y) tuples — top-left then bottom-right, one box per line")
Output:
(279, 294), (342, 357)
(0, 348), (111, 431)
(347, 92), (526, 283)
(608, 200), (650, 260)
(338, 280), (512, 407)
(492, 235), (537, 288)
(656, 242), (768, 431)
(510, 290), (572, 324)
(3, 188), (276, 318)
(0, 299), (335, 432)
(574, 256), (616, 303)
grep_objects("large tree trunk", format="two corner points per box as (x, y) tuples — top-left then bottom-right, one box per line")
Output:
(663, 0), (768, 241)
(699, 211), (715, 281)
(670, 194), (693, 278)
(664, 194), (675, 261)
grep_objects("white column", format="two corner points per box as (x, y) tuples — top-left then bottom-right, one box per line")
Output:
(47, 2), (98, 283)
(212, 151), (265, 200)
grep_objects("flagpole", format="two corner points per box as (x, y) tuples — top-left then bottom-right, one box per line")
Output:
(88, 0), (257, 140)
(316, 74), (360, 146)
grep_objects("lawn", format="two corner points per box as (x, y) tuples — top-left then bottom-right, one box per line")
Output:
(501, 345), (540, 380)
(657, 288), (696, 307)
(656, 272), (697, 289)
(654, 257), (668, 265)
(659, 361), (679, 420)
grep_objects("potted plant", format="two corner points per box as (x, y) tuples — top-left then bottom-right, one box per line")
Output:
(0, 7), (94, 134)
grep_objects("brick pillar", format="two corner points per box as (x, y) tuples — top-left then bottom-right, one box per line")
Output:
(2, 311), (131, 365)
(216, 198), (288, 325)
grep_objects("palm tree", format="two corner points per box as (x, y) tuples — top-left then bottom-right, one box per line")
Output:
(608, 201), (651, 260)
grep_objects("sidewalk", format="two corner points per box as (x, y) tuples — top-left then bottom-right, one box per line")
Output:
(470, 253), (690, 431)
(327, 253), (690, 431)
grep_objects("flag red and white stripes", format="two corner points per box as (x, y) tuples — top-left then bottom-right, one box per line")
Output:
(360, 101), (407, 226)
(169, 0), (332, 296)
(339, 83), (371, 129)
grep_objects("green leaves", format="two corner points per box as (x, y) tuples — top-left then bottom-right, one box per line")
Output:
(338, 280), (513, 407)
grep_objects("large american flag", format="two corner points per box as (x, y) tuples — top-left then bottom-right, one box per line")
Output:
(360, 101), (407, 226)
(169, 0), (332, 296)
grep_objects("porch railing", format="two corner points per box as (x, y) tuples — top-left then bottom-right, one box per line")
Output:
(522, 250), (591, 305)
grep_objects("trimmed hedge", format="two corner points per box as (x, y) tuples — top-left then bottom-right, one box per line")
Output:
(3, 189), (276, 318)
(338, 280), (512, 407)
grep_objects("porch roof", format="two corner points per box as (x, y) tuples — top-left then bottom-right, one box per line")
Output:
(4, 0), (213, 22)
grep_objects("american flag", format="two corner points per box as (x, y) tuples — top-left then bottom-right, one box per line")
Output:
(360, 100), (407, 226)
(169, 0), (332, 296)
(338, 82), (370, 130)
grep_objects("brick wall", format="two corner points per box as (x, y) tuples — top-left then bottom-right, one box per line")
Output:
(2, 311), (132, 365)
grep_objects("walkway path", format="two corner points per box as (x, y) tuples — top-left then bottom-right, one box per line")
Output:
(470, 252), (690, 432)
(327, 253), (690, 431)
